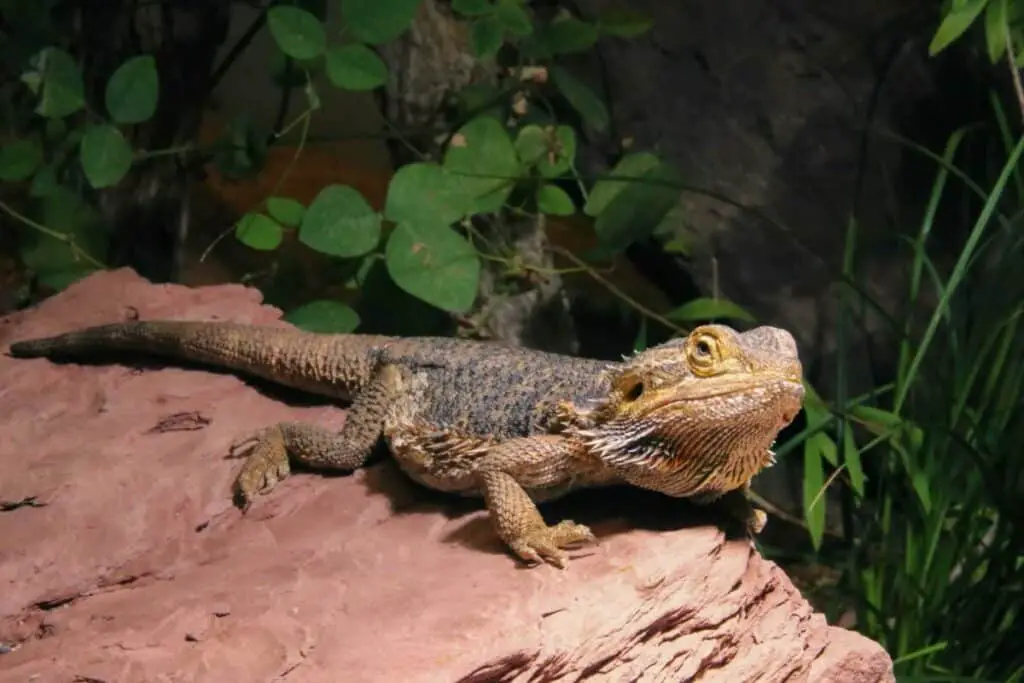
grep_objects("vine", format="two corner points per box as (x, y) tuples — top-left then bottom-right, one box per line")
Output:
(0, 0), (728, 335)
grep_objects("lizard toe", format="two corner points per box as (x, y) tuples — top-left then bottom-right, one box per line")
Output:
(509, 535), (568, 569)
(232, 430), (291, 509)
(509, 520), (597, 569)
(547, 520), (597, 548)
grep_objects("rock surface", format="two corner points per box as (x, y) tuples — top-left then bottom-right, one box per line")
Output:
(0, 270), (894, 682)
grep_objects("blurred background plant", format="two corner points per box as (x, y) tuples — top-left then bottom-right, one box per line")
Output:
(761, 3), (1024, 680)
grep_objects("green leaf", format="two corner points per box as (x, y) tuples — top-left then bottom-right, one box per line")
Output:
(385, 221), (481, 313)
(284, 299), (361, 333)
(0, 138), (43, 181)
(44, 118), (67, 141)
(341, 0), (422, 45)
(30, 165), (60, 197)
(212, 116), (268, 181)
(18, 186), (105, 289)
(536, 183), (575, 216)
(551, 66), (609, 133)
(801, 399), (832, 433)
(266, 196), (305, 227)
(585, 152), (659, 216)
(453, 83), (506, 121)
(536, 17), (598, 54)
(594, 161), (682, 252)
(904, 452), (932, 514)
(815, 427), (838, 467)
(385, 162), (473, 226)
(514, 125), (547, 166)
(597, 8), (653, 38)
(664, 297), (757, 323)
(653, 204), (685, 238)
(453, 0), (492, 16)
(22, 47), (85, 119)
(841, 421), (866, 499)
(444, 116), (522, 213)
(515, 125), (575, 176)
(267, 6), (326, 60)
(235, 212), (284, 250)
(660, 234), (692, 256)
(849, 404), (905, 434)
(300, 184), (381, 257)
(803, 433), (829, 550)
(105, 55), (159, 124)
(471, 15), (504, 59)
(325, 43), (388, 91)
(538, 125), (575, 178)
(985, 0), (1009, 62)
(929, 0), (988, 55)
(38, 266), (97, 291)
(454, 82), (503, 114)
(495, 0), (532, 36)
(79, 124), (133, 189)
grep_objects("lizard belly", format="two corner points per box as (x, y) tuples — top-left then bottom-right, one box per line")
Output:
(380, 371), (491, 495)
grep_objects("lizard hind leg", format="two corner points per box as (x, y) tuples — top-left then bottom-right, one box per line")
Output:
(230, 364), (404, 509)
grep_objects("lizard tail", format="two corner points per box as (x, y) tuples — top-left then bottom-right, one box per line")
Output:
(8, 320), (391, 398)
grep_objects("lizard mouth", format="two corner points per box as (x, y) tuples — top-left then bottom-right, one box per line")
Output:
(775, 377), (805, 426)
(780, 404), (800, 426)
(776, 395), (803, 430)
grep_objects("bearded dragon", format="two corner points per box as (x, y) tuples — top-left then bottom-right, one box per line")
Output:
(7, 320), (804, 568)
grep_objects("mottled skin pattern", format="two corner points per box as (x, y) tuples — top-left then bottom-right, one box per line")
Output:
(8, 320), (805, 568)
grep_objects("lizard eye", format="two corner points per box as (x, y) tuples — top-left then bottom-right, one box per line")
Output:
(687, 331), (720, 374)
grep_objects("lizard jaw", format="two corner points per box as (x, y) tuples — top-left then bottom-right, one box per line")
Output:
(574, 378), (804, 498)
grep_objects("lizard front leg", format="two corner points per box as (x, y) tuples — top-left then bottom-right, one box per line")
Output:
(232, 363), (403, 508)
(691, 482), (767, 535)
(474, 436), (598, 569)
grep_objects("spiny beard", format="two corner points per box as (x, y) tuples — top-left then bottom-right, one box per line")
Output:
(573, 419), (683, 470)
(571, 410), (780, 489)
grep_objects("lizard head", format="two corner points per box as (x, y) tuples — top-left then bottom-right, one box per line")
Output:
(575, 324), (805, 498)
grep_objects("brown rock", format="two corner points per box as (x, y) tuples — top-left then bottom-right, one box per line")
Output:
(0, 270), (894, 682)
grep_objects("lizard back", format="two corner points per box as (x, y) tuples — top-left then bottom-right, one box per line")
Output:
(374, 336), (614, 440)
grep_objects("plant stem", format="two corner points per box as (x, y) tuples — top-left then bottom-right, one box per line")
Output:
(1005, 26), (1024, 123)
(546, 244), (683, 334)
(0, 199), (105, 269)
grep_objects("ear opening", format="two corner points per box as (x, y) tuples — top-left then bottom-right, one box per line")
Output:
(624, 380), (644, 402)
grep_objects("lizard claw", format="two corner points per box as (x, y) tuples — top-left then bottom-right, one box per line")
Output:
(747, 508), (768, 535)
(231, 426), (290, 510)
(509, 520), (597, 569)
(227, 432), (261, 459)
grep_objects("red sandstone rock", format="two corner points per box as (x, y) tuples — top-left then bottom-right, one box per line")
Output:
(0, 269), (894, 682)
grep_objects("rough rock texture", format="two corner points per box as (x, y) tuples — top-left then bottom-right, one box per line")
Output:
(0, 270), (894, 682)
(576, 0), (936, 369)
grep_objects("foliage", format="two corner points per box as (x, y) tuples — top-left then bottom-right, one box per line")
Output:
(0, 0), (682, 334)
(754, 7), (1024, 679)
(928, 0), (1024, 68)
(772, 99), (1024, 681)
